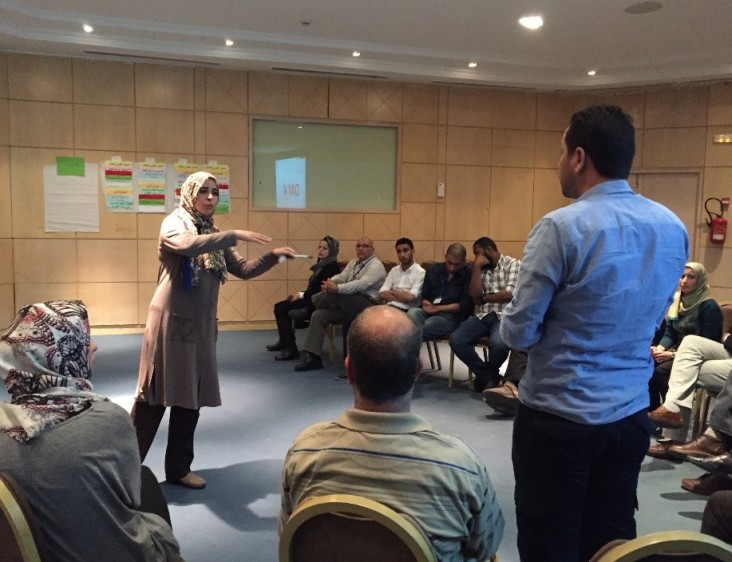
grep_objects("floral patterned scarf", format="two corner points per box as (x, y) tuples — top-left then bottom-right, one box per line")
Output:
(0, 300), (106, 443)
(176, 171), (228, 284)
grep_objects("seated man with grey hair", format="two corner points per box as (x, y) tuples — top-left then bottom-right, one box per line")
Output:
(280, 305), (504, 561)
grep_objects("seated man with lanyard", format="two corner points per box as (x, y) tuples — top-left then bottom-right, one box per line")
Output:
(295, 237), (386, 372)
(406, 243), (473, 341)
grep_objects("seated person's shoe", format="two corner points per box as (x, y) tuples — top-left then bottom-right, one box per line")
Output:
(168, 471), (207, 489)
(647, 440), (677, 460)
(275, 348), (298, 361)
(482, 382), (519, 416)
(334, 372), (347, 381)
(648, 405), (683, 429)
(688, 452), (732, 475)
(294, 352), (323, 372)
(266, 340), (283, 351)
(681, 472), (732, 496)
(668, 435), (725, 460)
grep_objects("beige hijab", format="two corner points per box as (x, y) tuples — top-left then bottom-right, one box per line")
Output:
(176, 171), (228, 283)
(667, 262), (713, 320)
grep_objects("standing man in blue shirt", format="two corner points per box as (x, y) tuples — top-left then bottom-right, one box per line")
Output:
(500, 105), (688, 562)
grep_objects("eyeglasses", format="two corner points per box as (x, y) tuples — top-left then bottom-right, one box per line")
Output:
(355, 244), (372, 248)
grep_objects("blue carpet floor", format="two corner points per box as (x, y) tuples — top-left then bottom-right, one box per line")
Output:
(92, 330), (710, 562)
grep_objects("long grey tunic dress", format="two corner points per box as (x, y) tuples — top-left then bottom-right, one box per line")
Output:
(136, 211), (277, 409)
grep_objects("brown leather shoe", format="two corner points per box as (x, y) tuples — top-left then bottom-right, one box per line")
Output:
(647, 441), (678, 460)
(168, 471), (207, 489)
(668, 435), (725, 460)
(483, 382), (519, 415)
(648, 405), (683, 429)
(681, 472), (732, 496)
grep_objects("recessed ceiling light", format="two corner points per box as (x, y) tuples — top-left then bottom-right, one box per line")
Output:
(625, 1), (662, 15)
(468, 62), (477, 68)
(518, 15), (543, 30)
(352, 51), (361, 57)
(225, 39), (234, 47)
(587, 70), (597, 76)
(83, 24), (93, 33)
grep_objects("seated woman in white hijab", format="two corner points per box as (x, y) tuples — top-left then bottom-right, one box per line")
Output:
(0, 300), (182, 562)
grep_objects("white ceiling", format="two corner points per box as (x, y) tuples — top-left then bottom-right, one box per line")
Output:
(2, 0), (732, 91)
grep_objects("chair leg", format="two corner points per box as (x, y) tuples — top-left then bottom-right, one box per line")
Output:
(426, 342), (436, 371)
(434, 342), (442, 371)
(689, 387), (705, 440)
(698, 390), (713, 437)
(448, 350), (455, 388)
(326, 324), (335, 362)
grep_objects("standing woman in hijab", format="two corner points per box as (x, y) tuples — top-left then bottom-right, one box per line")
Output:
(266, 236), (341, 360)
(0, 300), (181, 560)
(133, 171), (294, 489)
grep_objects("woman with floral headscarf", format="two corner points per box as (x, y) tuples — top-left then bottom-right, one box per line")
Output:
(133, 171), (294, 489)
(0, 300), (181, 560)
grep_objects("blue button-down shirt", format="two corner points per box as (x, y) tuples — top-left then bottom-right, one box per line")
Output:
(500, 180), (689, 424)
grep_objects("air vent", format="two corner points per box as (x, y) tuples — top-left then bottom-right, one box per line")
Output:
(83, 51), (221, 67)
(271, 67), (388, 80)
(432, 80), (537, 92)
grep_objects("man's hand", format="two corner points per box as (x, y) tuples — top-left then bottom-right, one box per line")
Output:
(422, 300), (437, 315)
(322, 279), (338, 294)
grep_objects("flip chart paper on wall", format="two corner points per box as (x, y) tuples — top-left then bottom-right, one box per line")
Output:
(102, 161), (135, 212)
(44, 163), (100, 232)
(275, 157), (306, 209)
(137, 162), (167, 213)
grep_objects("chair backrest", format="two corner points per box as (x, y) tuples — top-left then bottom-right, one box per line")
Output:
(279, 494), (437, 562)
(0, 472), (46, 562)
(590, 530), (732, 562)
(720, 302), (732, 339)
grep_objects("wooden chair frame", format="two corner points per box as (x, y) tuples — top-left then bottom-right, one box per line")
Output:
(591, 530), (732, 561)
(0, 473), (44, 562)
(279, 494), (436, 562)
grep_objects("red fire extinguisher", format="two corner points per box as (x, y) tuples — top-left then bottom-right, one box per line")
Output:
(705, 197), (729, 245)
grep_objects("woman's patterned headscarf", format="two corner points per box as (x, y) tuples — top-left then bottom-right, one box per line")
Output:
(175, 171), (228, 284)
(0, 300), (105, 443)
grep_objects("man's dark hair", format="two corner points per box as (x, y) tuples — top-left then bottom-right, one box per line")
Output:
(565, 105), (635, 180)
(347, 306), (422, 402)
(395, 237), (414, 250)
(445, 243), (467, 261)
(473, 237), (498, 253)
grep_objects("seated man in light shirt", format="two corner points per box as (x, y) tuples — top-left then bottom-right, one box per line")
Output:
(295, 237), (386, 372)
(280, 306), (504, 561)
(378, 237), (425, 312)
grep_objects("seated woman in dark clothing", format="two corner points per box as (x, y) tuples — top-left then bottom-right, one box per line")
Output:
(0, 300), (181, 561)
(267, 236), (341, 360)
(648, 262), (722, 410)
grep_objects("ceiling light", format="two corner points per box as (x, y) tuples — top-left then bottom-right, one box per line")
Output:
(352, 51), (361, 57)
(713, 134), (732, 144)
(468, 62), (477, 68)
(518, 15), (543, 30)
(83, 24), (93, 33)
(587, 70), (596, 76)
(225, 39), (234, 47)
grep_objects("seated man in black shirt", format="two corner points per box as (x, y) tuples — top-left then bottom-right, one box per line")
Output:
(407, 243), (473, 341)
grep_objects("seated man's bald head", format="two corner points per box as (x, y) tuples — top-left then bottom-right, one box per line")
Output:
(347, 306), (422, 403)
